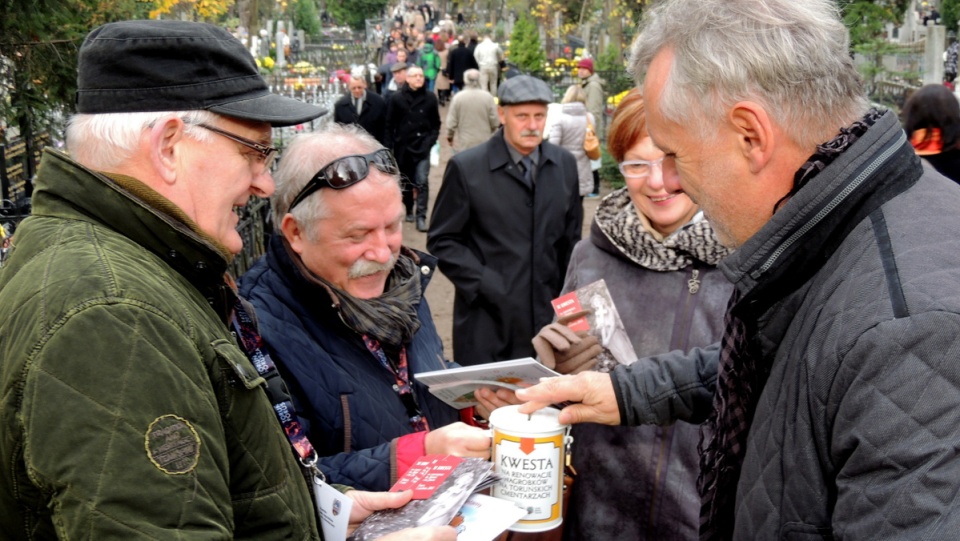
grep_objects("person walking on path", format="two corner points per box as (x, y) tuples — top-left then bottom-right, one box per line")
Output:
(446, 33), (478, 93)
(435, 38), (452, 105)
(386, 66), (441, 232)
(334, 74), (389, 146)
(418, 38), (442, 92)
(445, 69), (499, 153)
(579, 57), (606, 197)
(428, 76), (581, 366)
(473, 34), (504, 96)
(548, 84), (596, 227)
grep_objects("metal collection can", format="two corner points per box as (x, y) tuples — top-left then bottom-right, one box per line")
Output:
(489, 405), (571, 532)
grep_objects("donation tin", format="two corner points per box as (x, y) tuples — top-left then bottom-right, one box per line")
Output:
(489, 405), (572, 532)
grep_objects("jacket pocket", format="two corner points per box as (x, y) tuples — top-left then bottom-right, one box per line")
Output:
(213, 340), (266, 390)
(210, 339), (290, 490)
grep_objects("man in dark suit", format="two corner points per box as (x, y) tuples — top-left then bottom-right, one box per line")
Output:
(427, 76), (582, 366)
(333, 75), (388, 146)
(385, 66), (440, 232)
(445, 34), (478, 93)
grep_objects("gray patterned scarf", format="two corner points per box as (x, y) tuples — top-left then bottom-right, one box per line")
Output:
(594, 187), (731, 270)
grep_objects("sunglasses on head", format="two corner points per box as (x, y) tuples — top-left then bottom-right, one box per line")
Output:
(288, 149), (399, 210)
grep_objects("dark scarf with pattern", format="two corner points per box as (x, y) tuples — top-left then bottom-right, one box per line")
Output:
(594, 187), (731, 271)
(283, 239), (423, 349)
(697, 108), (884, 541)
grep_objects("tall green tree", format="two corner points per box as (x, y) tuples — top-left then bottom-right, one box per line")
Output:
(838, 0), (913, 103)
(509, 12), (547, 72)
(943, 0), (960, 35)
(326, 0), (389, 30)
(1, 0), (146, 145)
(290, 0), (321, 37)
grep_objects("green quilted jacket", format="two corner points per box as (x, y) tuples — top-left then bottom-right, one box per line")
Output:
(0, 150), (320, 540)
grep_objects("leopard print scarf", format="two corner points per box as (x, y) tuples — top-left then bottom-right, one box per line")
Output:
(594, 187), (731, 271)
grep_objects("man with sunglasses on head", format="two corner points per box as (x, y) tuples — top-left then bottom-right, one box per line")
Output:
(239, 124), (510, 495)
(0, 20), (455, 541)
(385, 65), (441, 232)
(428, 75), (582, 366)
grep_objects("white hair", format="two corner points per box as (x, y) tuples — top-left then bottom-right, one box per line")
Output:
(66, 110), (217, 170)
(464, 69), (481, 87)
(271, 124), (400, 240)
(629, 0), (869, 148)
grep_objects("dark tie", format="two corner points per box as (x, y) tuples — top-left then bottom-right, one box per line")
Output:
(521, 156), (535, 185)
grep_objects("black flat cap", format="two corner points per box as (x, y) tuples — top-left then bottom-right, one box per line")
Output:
(76, 20), (325, 127)
(497, 75), (554, 105)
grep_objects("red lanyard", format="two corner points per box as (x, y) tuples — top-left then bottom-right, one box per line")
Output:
(231, 296), (319, 470)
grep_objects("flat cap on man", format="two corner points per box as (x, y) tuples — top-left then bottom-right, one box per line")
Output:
(497, 75), (554, 105)
(76, 20), (325, 126)
(391, 62), (408, 72)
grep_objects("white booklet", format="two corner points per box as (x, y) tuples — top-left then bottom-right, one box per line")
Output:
(416, 357), (561, 410)
(451, 493), (527, 540)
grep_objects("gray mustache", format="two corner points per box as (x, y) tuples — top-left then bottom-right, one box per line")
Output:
(348, 254), (398, 278)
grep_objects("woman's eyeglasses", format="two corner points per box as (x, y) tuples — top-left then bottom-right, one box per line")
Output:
(619, 156), (667, 179)
(288, 149), (399, 210)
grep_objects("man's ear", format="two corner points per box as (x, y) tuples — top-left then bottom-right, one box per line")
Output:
(729, 102), (775, 174)
(148, 117), (187, 185)
(281, 213), (307, 254)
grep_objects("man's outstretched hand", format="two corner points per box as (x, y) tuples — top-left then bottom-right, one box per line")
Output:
(515, 371), (621, 426)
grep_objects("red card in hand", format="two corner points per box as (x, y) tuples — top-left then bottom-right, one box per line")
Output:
(551, 291), (589, 331)
(390, 454), (464, 499)
(391, 455), (438, 494)
(412, 455), (462, 499)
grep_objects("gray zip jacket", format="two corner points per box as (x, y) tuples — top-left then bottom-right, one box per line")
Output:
(611, 110), (960, 540)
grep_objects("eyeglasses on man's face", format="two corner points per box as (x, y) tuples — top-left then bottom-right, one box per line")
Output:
(288, 148), (399, 211)
(619, 156), (670, 180)
(195, 123), (279, 174)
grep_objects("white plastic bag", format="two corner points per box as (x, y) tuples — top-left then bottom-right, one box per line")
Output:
(430, 142), (440, 166)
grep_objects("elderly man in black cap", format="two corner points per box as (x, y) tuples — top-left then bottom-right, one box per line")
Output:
(428, 75), (582, 366)
(0, 20), (455, 541)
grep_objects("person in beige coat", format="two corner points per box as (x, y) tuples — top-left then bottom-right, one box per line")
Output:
(435, 38), (452, 105)
(445, 69), (500, 153)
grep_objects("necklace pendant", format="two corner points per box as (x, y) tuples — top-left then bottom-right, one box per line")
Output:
(688, 269), (701, 294)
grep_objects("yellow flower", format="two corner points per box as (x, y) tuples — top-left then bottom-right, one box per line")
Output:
(607, 90), (630, 107)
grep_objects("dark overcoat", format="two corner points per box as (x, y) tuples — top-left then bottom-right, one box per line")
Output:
(384, 84), (441, 168)
(333, 90), (388, 146)
(427, 130), (582, 365)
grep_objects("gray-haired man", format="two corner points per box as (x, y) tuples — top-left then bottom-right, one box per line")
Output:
(445, 69), (499, 153)
(0, 19), (453, 541)
(517, 0), (960, 539)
